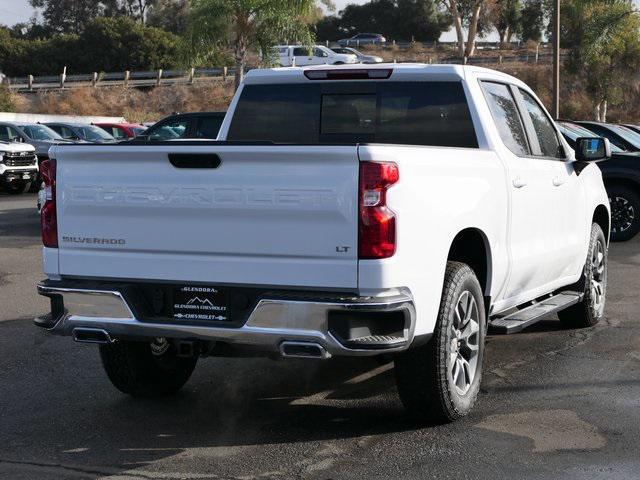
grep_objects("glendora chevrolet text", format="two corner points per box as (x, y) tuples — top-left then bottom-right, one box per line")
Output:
(35, 64), (612, 422)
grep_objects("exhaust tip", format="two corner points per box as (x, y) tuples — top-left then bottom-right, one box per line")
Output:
(280, 341), (330, 359)
(72, 328), (112, 344)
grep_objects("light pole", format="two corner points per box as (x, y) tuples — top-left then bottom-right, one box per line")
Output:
(552, 0), (560, 119)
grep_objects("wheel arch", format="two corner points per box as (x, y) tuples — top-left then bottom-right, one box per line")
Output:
(592, 204), (611, 245)
(604, 176), (640, 197)
(447, 228), (492, 297)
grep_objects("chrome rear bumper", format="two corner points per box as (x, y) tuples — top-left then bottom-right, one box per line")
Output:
(36, 282), (416, 357)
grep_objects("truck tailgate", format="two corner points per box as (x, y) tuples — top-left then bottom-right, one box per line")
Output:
(54, 144), (359, 289)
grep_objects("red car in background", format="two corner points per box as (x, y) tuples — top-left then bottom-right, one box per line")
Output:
(94, 122), (146, 140)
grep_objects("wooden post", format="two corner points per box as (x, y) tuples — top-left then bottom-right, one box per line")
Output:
(188, 67), (195, 84)
(499, 54), (503, 64)
(92, 72), (98, 87)
(223, 66), (228, 81)
(60, 66), (67, 89)
(535, 43), (539, 64)
(156, 69), (163, 86)
(28, 75), (33, 91)
(124, 70), (130, 87)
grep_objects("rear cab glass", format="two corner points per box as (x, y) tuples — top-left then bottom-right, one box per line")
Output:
(227, 81), (478, 148)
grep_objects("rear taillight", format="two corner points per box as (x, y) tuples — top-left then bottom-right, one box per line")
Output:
(358, 161), (399, 259)
(40, 159), (58, 248)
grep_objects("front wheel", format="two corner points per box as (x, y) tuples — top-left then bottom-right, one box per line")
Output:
(99, 338), (197, 397)
(395, 262), (486, 423)
(558, 223), (607, 328)
(608, 185), (639, 242)
(2, 179), (28, 194)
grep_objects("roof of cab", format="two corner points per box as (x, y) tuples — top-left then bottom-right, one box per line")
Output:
(243, 63), (525, 87)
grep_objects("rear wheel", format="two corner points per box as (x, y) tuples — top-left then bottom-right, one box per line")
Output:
(395, 262), (486, 423)
(608, 185), (639, 242)
(558, 223), (607, 328)
(99, 338), (197, 397)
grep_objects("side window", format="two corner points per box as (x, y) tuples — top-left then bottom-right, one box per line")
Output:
(481, 82), (529, 156)
(48, 125), (63, 136)
(0, 126), (10, 141)
(313, 48), (328, 57)
(110, 128), (126, 139)
(293, 47), (309, 56)
(582, 124), (628, 151)
(519, 89), (563, 158)
(6, 126), (21, 141)
(195, 116), (223, 139)
(148, 119), (189, 140)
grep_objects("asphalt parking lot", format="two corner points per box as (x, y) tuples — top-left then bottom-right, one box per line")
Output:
(1, 192), (639, 480)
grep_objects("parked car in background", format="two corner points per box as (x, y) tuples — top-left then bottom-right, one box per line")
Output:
(573, 121), (640, 152)
(0, 140), (37, 194)
(338, 33), (387, 46)
(275, 45), (358, 67)
(0, 121), (73, 159)
(95, 122), (145, 140)
(622, 124), (640, 135)
(45, 122), (116, 143)
(134, 112), (226, 141)
(331, 47), (384, 64)
(559, 121), (640, 241)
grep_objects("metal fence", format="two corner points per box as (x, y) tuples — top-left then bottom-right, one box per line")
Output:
(5, 42), (562, 93)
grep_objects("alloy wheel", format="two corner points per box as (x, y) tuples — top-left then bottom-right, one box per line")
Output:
(590, 240), (606, 316)
(610, 196), (635, 234)
(449, 291), (480, 396)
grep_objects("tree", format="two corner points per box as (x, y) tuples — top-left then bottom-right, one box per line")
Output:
(29, 0), (120, 34)
(121, 0), (156, 23)
(440, 0), (490, 58)
(563, 0), (640, 121)
(333, 0), (449, 42)
(490, 0), (522, 46)
(147, 0), (190, 34)
(188, 0), (317, 90)
(520, 0), (544, 43)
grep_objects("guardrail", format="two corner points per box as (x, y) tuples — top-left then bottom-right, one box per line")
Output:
(5, 48), (563, 92)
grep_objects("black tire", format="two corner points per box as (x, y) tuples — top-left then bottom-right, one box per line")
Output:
(608, 185), (640, 242)
(99, 339), (197, 397)
(2, 180), (28, 194)
(395, 262), (486, 423)
(558, 223), (607, 328)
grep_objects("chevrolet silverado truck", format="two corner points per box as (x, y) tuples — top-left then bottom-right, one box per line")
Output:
(35, 64), (612, 423)
(0, 140), (38, 194)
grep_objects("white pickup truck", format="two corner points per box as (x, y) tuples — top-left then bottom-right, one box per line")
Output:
(0, 140), (38, 194)
(36, 64), (611, 422)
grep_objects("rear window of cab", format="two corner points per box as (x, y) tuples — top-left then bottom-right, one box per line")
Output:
(227, 81), (478, 148)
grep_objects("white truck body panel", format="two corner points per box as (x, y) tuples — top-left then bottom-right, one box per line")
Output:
(44, 63), (610, 342)
(52, 144), (360, 289)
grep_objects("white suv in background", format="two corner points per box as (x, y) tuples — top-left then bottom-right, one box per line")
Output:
(274, 45), (358, 67)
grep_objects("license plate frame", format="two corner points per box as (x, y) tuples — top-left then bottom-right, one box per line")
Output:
(171, 285), (229, 322)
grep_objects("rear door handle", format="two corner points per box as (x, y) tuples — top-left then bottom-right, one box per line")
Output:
(552, 176), (565, 187)
(512, 177), (528, 188)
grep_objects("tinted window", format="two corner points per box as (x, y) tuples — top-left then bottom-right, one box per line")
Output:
(0, 125), (20, 141)
(147, 118), (190, 140)
(482, 82), (529, 156)
(293, 47), (310, 56)
(108, 127), (127, 139)
(195, 116), (224, 139)
(20, 124), (62, 140)
(519, 89), (562, 158)
(228, 82), (478, 148)
(581, 124), (628, 151)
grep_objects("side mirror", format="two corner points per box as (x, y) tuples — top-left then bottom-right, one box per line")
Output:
(575, 137), (611, 162)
